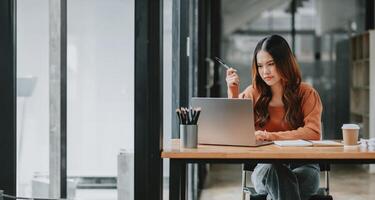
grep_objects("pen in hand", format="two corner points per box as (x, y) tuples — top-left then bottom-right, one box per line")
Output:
(216, 57), (240, 87)
(214, 57), (232, 70)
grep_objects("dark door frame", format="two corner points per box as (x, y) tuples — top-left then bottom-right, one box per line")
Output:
(0, 0), (17, 195)
(197, 0), (222, 98)
(134, 0), (163, 200)
(172, 0), (189, 139)
(208, 0), (222, 98)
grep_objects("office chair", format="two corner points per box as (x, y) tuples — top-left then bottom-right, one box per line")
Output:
(241, 163), (333, 200)
(242, 123), (332, 200)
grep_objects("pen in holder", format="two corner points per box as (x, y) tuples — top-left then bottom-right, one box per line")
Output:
(176, 107), (201, 148)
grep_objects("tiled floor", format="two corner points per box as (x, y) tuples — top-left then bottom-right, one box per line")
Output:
(72, 165), (375, 200)
(74, 178), (170, 200)
(200, 164), (375, 200)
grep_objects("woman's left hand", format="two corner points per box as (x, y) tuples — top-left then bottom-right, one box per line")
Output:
(255, 130), (270, 141)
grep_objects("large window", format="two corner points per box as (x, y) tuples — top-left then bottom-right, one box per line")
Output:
(67, 0), (134, 199)
(17, 0), (49, 197)
(16, 0), (135, 199)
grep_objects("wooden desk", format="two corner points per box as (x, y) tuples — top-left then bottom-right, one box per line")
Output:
(162, 139), (375, 200)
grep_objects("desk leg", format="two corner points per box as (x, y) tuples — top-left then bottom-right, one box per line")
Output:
(170, 159), (187, 200)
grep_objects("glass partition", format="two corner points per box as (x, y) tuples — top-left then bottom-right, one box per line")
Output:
(67, 0), (134, 199)
(17, 0), (135, 199)
(17, 0), (50, 197)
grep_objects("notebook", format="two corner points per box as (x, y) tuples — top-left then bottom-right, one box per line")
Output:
(274, 140), (312, 147)
(274, 140), (343, 147)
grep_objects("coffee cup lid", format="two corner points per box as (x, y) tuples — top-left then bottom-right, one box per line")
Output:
(341, 124), (360, 129)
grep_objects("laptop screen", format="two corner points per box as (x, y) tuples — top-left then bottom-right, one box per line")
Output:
(191, 98), (257, 146)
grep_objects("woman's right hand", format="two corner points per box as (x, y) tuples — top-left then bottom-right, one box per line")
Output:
(226, 68), (240, 88)
(226, 68), (240, 98)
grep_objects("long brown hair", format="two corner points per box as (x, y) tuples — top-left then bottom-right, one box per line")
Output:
(252, 35), (304, 129)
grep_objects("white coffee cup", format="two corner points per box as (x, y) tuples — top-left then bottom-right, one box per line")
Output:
(341, 124), (360, 146)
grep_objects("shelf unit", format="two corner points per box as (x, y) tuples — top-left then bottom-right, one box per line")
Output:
(350, 30), (375, 173)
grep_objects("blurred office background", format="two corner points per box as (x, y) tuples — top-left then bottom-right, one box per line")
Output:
(219, 0), (358, 140)
(199, 0), (375, 200)
(7, 0), (375, 200)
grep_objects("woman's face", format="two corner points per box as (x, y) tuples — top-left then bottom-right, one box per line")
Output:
(256, 50), (281, 87)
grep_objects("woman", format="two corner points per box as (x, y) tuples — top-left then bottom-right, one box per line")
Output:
(226, 35), (322, 200)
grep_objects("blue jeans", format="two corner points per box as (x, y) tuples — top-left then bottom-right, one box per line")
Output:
(251, 163), (320, 200)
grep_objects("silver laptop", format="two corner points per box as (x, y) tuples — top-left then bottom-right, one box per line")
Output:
(191, 98), (272, 147)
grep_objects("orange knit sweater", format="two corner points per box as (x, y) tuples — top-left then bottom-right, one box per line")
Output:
(228, 83), (322, 141)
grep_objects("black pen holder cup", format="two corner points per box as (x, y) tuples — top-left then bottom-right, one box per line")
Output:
(180, 124), (198, 148)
